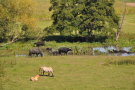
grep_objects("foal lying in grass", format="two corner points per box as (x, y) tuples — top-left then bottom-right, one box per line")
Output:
(30, 75), (40, 81)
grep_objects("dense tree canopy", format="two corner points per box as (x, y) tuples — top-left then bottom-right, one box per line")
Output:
(47, 0), (119, 39)
(48, 0), (76, 35)
(0, 0), (43, 42)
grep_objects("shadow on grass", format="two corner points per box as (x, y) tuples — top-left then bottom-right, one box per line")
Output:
(39, 74), (48, 76)
(39, 74), (54, 77)
(43, 35), (108, 43)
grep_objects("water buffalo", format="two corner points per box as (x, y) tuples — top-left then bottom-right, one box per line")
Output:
(110, 49), (133, 54)
(58, 47), (72, 55)
(46, 48), (52, 51)
(34, 41), (45, 47)
(46, 48), (59, 56)
(29, 48), (43, 57)
(52, 51), (59, 56)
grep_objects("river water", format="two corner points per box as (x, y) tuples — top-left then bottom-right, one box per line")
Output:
(93, 46), (135, 56)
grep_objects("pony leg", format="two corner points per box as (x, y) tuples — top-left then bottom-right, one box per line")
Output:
(39, 68), (41, 75)
(51, 72), (54, 77)
(48, 72), (50, 76)
(43, 71), (45, 75)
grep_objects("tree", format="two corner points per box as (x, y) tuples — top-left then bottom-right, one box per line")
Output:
(115, 0), (126, 41)
(48, 0), (77, 35)
(0, 0), (41, 42)
(47, 0), (119, 40)
(74, 0), (119, 39)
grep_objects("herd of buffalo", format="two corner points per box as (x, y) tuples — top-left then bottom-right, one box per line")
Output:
(29, 41), (72, 57)
(28, 41), (135, 57)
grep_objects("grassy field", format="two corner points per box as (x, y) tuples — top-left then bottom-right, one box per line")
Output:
(122, 14), (135, 34)
(34, 0), (51, 20)
(1, 56), (135, 90)
(125, 0), (135, 2)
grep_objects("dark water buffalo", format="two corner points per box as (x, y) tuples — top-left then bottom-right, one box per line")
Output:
(34, 41), (45, 47)
(46, 48), (59, 56)
(29, 48), (43, 57)
(111, 49), (133, 54)
(58, 47), (72, 55)
(46, 48), (52, 51)
(52, 51), (59, 56)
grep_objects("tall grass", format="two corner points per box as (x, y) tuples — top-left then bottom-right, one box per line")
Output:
(0, 57), (17, 90)
(111, 59), (135, 65)
(0, 60), (5, 90)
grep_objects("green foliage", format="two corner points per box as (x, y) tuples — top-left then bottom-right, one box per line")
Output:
(76, 0), (119, 37)
(47, 0), (119, 39)
(130, 47), (135, 52)
(0, 0), (44, 42)
(48, 0), (76, 35)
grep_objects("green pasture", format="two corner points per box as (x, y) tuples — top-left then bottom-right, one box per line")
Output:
(122, 15), (135, 34)
(1, 56), (135, 90)
(34, 0), (51, 20)
(125, 0), (135, 2)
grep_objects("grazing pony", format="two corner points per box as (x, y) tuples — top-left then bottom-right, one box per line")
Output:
(39, 66), (54, 77)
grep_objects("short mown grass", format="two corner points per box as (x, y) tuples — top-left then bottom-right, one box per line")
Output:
(1, 56), (135, 90)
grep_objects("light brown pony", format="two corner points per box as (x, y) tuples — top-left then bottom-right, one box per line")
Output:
(39, 66), (54, 77)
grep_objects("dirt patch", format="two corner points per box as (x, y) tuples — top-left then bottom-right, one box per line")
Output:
(126, 3), (135, 7)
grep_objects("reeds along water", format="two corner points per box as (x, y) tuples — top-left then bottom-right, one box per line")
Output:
(71, 47), (92, 55)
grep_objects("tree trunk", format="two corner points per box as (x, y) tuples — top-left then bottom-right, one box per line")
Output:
(59, 31), (62, 36)
(115, 1), (126, 41)
(115, 27), (121, 41)
(86, 29), (92, 42)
